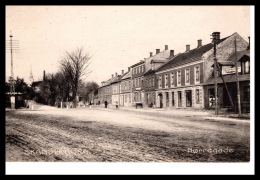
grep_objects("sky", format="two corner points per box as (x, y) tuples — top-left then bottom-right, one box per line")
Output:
(5, 6), (250, 85)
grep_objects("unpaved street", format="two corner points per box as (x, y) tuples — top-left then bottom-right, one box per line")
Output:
(6, 107), (250, 162)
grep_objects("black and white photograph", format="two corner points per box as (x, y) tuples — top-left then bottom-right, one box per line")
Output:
(5, 5), (254, 175)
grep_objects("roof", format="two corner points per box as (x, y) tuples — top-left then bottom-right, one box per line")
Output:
(144, 50), (172, 73)
(130, 61), (144, 68)
(211, 61), (235, 67)
(204, 73), (250, 85)
(225, 49), (250, 63)
(121, 71), (131, 80)
(150, 59), (167, 63)
(156, 36), (229, 72)
(144, 69), (156, 76)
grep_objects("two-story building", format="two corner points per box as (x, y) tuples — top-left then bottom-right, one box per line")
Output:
(111, 72), (122, 106)
(97, 75), (115, 105)
(142, 47), (175, 108)
(131, 60), (145, 106)
(119, 68), (132, 107)
(155, 32), (248, 109)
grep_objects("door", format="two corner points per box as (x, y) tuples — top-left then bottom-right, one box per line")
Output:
(186, 90), (192, 107)
(159, 93), (163, 108)
(178, 91), (182, 107)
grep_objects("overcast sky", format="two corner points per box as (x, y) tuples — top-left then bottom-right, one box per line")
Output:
(5, 6), (250, 85)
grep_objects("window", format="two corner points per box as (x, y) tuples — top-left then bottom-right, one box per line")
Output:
(195, 66), (200, 83)
(125, 95), (127, 103)
(159, 75), (162, 88)
(139, 77), (141, 87)
(129, 81), (131, 90)
(196, 89), (200, 103)
(141, 66), (143, 73)
(185, 68), (190, 84)
(177, 70), (181, 86)
(124, 82), (126, 90)
(165, 73), (168, 87)
(245, 61), (250, 74)
(141, 78), (143, 87)
(129, 94), (131, 102)
(171, 72), (174, 87)
(152, 77), (155, 86)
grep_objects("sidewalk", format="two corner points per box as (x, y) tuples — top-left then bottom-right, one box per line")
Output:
(94, 104), (250, 121)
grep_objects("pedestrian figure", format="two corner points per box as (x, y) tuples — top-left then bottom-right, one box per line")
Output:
(115, 101), (119, 109)
(104, 101), (108, 108)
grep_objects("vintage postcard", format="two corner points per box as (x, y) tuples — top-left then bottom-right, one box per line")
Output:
(5, 5), (253, 174)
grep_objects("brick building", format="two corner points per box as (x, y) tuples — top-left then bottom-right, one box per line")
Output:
(203, 43), (250, 112)
(155, 32), (248, 109)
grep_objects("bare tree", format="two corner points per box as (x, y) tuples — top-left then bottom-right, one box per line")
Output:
(59, 47), (92, 107)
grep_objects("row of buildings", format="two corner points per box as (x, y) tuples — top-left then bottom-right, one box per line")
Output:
(93, 32), (250, 112)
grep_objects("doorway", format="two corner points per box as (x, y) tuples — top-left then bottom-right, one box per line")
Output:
(158, 93), (163, 108)
(178, 91), (182, 107)
(186, 90), (192, 107)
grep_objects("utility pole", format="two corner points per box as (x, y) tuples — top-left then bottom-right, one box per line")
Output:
(212, 32), (220, 115)
(6, 31), (19, 109)
(235, 38), (242, 116)
(10, 31), (16, 109)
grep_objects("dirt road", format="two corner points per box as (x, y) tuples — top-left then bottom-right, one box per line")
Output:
(5, 107), (250, 162)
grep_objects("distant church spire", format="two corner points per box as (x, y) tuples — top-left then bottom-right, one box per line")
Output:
(29, 64), (34, 85)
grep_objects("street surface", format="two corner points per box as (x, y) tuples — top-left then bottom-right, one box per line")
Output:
(6, 106), (250, 162)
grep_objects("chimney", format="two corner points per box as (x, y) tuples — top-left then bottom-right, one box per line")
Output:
(150, 52), (153, 57)
(186, 45), (190, 52)
(165, 45), (168, 50)
(122, 70), (124, 75)
(43, 70), (46, 81)
(170, 50), (174, 58)
(197, 39), (202, 48)
(247, 36), (250, 50)
(211, 32), (221, 43)
(115, 72), (117, 76)
(112, 74), (114, 78)
(128, 67), (130, 72)
(156, 49), (160, 54)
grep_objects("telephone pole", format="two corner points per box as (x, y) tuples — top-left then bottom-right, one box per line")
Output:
(211, 32), (220, 115)
(235, 38), (242, 116)
(6, 31), (19, 109)
(10, 32), (16, 109)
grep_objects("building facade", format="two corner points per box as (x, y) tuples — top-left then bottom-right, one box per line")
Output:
(119, 69), (132, 107)
(155, 33), (248, 109)
(203, 47), (250, 112)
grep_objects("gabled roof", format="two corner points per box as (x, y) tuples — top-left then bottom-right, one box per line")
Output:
(121, 71), (131, 80)
(144, 50), (171, 73)
(156, 36), (229, 72)
(225, 49), (250, 63)
(130, 61), (144, 68)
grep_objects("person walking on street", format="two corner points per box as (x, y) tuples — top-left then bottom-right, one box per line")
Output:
(115, 101), (119, 109)
(104, 101), (108, 108)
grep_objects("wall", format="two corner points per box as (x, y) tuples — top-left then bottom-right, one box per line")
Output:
(203, 33), (249, 83)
